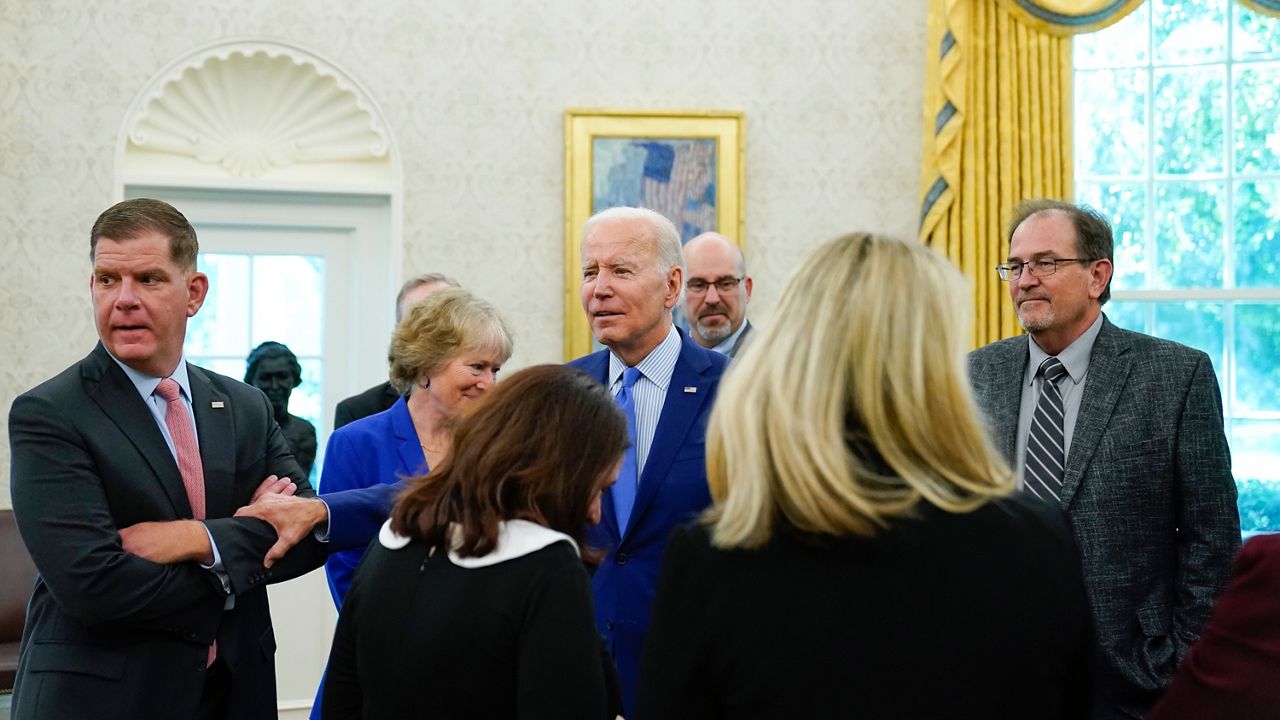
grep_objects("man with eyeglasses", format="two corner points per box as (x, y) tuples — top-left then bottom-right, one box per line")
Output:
(682, 232), (754, 358)
(969, 199), (1239, 720)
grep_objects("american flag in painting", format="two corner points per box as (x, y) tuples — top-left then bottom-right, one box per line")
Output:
(592, 137), (717, 241)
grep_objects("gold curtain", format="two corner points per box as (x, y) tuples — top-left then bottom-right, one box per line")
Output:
(1236, 0), (1280, 19)
(918, 0), (1141, 347)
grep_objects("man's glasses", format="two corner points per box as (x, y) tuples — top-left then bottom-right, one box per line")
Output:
(686, 276), (744, 295)
(995, 258), (1094, 282)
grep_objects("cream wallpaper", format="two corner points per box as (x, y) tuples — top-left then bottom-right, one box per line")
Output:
(0, 0), (927, 502)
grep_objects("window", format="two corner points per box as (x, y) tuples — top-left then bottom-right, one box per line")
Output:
(1074, 0), (1280, 533)
(187, 252), (326, 443)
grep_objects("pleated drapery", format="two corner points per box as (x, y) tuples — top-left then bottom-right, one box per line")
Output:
(919, 0), (1275, 347)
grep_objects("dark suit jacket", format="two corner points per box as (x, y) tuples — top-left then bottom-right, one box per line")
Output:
(636, 498), (1094, 720)
(567, 328), (729, 713)
(969, 317), (1239, 718)
(726, 320), (753, 359)
(7, 344), (327, 720)
(1148, 534), (1280, 720)
(320, 396), (427, 610)
(333, 381), (400, 430)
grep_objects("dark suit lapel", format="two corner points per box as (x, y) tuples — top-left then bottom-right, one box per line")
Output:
(624, 337), (713, 540)
(82, 344), (192, 517)
(728, 321), (753, 359)
(1061, 319), (1131, 508)
(189, 364), (235, 519)
(986, 340), (1028, 463)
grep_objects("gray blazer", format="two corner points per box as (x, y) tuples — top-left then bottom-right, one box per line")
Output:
(969, 316), (1239, 718)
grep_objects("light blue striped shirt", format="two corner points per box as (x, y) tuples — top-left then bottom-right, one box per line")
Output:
(607, 325), (682, 479)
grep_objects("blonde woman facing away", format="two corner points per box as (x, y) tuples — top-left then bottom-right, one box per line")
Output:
(634, 233), (1093, 720)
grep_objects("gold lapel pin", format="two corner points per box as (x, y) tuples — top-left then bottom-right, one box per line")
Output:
(211, 401), (225, 409)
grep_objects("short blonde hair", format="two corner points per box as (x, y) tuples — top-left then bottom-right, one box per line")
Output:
(387, 287), (513, 393)
(706, 232), (1013, 548)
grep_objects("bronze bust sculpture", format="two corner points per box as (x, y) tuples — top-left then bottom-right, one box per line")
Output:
(245, 341), (317, 479)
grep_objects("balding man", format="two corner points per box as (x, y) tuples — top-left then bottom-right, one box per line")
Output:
(333, 273), (458, 428)
(681, 232), (753, 358)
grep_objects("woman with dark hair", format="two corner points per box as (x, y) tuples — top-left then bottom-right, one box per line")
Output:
(322, 364), (627, 720)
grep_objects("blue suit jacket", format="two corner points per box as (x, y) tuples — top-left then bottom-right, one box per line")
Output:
(568, 328), (729, 713)
(319, 396), (427, 610)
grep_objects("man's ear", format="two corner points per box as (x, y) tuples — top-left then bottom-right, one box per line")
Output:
(743, 275), (753, 302)
(1089, 260), (1113, 301)
(187, 271), (209, 317)
(663, 266), (683, 310)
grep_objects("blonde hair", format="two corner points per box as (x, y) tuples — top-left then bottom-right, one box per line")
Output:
(706, 232), (1013, 549)
(387, 287), (513, 393)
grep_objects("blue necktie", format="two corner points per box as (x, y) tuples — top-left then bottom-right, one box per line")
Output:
(613, 367), (642, 532)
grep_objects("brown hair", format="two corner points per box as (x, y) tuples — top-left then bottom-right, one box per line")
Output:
(390, 364), (627, 560)
(387, 287), (514, 393)
(90, 198), (199, 271)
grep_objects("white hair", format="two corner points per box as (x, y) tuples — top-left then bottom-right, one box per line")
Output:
(582, 206), (685, 275)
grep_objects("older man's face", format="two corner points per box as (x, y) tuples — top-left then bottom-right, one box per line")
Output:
(683, 238), (751, 348)
(92, 230), (207, 378)
(1008, 210), (1110, 352)
(581, 218), (681, 363)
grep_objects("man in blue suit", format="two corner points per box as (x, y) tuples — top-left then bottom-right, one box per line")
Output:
(568, 206), (729, 712)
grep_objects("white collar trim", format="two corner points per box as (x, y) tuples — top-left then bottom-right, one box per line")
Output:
(377, 518), (579, 567)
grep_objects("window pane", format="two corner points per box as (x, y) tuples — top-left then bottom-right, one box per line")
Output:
(191, 357), (251, 383)
(1105, 301), (1151, 335)
(1154, 301), (1225, 380)
(1075, 69), (1148, 177)
(1233, 62), (1280, 174)
(1154, 67), (1225, 174)
(1153, 0), (1227, 64)
(1076, 182), (1148, 290)
(1153, 182), (1224, 288)
(251, 255), (324, 356)
(1235, 303), (1280, 413)
(1074, 3), (1149, 68)
(1234, 419), (1280, 533)
(1233, 181), (1280, 288)
(292, 357), (324, 430)
(187, 254), (249, 356)
(1233, 4), (1280, 61)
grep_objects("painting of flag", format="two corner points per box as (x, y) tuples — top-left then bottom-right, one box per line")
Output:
(592, 137), (717, 241)
(563, 109), (743, 359)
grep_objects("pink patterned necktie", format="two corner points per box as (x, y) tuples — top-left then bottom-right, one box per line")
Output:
(154, 378), (215, 665)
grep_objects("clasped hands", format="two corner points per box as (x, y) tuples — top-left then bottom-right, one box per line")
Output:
(119, 475), (323, 567)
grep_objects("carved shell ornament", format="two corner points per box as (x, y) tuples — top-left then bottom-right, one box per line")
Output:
(128, 49), (389, 178)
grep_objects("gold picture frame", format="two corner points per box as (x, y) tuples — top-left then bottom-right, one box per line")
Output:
(563, 108), (745, 360)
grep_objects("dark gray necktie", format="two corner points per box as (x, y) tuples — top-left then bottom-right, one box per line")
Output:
(1024, 356), (1069, 503)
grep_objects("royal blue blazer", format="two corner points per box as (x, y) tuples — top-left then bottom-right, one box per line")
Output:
(567, 328), (729, 713)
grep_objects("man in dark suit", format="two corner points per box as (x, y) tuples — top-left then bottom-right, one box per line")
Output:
(568, 207), (729, 713)
(968, 199), (1240, 719)
(332, 273), (457, 429)
(8, 199), (327, 720)
(681, 231), (754, 359)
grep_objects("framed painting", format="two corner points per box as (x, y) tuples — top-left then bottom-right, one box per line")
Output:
(563, 108), (745, 360)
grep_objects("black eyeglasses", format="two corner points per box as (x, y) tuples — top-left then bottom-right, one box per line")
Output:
(686, 276), (744, 295)
(996, 258), (1095, 282)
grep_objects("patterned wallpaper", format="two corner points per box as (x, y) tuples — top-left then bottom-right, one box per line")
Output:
(0, 0), (927, 502)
